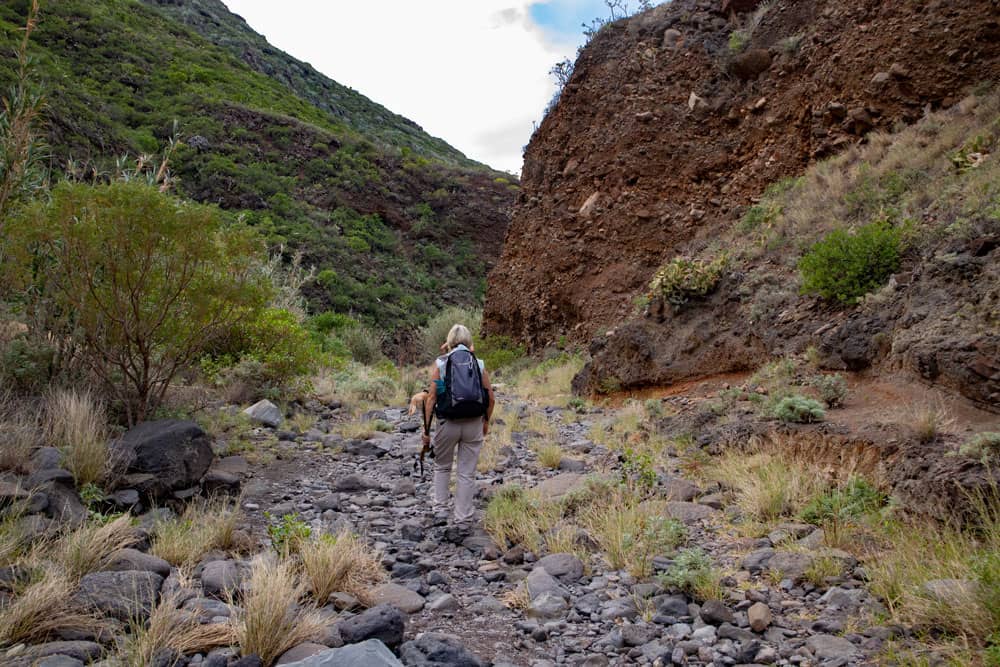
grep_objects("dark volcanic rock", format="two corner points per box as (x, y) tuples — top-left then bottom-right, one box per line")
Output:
(399, 633), (487, 667)
(337, 603), (406, 650)
(112, 420), (214, 499)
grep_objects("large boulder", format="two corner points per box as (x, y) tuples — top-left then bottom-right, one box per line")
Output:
(243, 399), (282, 427)
(112, 420), (214, 499)
(75, 570), (163, 622)
(399, 633), (487, 667)
(276, 640), (402, 667)
(337, 604), (405, 650)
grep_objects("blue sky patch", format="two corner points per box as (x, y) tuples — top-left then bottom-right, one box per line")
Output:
(529, 0), (610, 45)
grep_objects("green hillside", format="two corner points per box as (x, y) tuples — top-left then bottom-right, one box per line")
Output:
(0, 0), (515, 343)
(142, 0), (478, 168)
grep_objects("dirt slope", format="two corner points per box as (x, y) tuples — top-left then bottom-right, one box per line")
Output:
(484, 0), (1000, 349)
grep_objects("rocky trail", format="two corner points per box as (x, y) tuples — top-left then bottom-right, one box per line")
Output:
(231, 385), (929, 667)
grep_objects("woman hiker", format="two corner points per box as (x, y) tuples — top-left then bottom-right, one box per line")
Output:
(421, 324), (495, 524)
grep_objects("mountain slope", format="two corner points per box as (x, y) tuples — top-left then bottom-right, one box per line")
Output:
(142, 0), (477, 168)
(0, 0), (516, 344)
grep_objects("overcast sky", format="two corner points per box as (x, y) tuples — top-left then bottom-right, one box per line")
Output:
(223, 1), (616, 174)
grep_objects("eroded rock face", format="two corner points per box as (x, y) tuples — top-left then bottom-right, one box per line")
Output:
(483, 0), (1000, 407)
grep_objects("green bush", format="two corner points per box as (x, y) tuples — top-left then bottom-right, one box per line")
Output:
(336, 325), (385, 365)
(800, 476), (887, 525)
(0, 337), (55, 393)
(798, 221), (901, 304)
(810, 373), (848, 408)
(7, 182), (272, 424)
(658, 548), (720, 601)
(418, 306), (483, 361)
(649, 256), (727, 307)
(476, 335), (525, 373)
(772, 395), (826, 423)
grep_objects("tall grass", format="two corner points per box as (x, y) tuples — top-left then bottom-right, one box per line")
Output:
(581, 491), (686, 577)
(484, 485), (560, 553)
(299, 530), (386, 605)
(512, 354), (586, 406)
(231, 557), (326, 666)
(703, 450), (827, 524)
(117, 593), (234, 666)
(46, 388), (112, 487)
(55, 514), (138, 582)
(867, 488), (1000, 646)
(0, 572), (104, 645)
(0, 391), (38, 473)
(151, 497), (242, 568)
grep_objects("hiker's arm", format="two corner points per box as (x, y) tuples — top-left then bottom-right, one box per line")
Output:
(482, 368), (495, 435)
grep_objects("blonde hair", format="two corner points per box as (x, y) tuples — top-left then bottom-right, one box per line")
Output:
(445, 324), (473, 351)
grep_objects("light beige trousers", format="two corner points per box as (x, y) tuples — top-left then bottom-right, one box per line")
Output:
(432, 417), (483, 522)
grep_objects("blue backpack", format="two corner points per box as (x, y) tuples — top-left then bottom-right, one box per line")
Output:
(435, 348), (488, 419)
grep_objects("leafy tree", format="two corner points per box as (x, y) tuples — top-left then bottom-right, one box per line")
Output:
(10, 181), (272, 424)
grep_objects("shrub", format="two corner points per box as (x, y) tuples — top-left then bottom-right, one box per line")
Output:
(810, 373), (848, 408)
(798, 220), (901, 305)
(476, 335), (526, 373)
(658, 548), (723, 602)
(772, 395), (826, 423)
(0, 337), (55, 393)
(533, 443), (564, 469)
(266, 512), (312, 557)
(911, 401), (954, 443)
(800, 476), (887, 545)
(648, 256), (727, 307)
(7, 182), (272, 424)
(961, 432), (1000, 463)
(337, 324), (386, 365)
(419, 306), (482, 361)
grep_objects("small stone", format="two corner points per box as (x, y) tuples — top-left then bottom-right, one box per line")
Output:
(748, 602), (772, 632)
(699, 600), (734, 625)
(526, 592), (568, 619)
(428, 593), (459, 612)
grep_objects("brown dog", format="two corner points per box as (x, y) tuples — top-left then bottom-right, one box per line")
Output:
(408, 390), (429, 416)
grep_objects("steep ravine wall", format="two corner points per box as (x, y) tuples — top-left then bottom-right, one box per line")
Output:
(484, 0), (1000, 355)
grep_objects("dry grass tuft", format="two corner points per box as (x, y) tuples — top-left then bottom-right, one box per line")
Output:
(45, 388), (113, 487)
(581, 491), (687, 578)
(0, 391), (39, 473)
(231, 557), (326, 666)
(704, 450), (827, 525)
(55, 514), (138, 582)
(299, 529), (386, 606)
(499, 581), (530, 610)
(151, 497), (242, 568)
(910, 401), (955, 444)
(484, 485), (560, 553)
(532, 442), (564, 469)
(0, 571), (104, 645)
(117, 592), (234, 666)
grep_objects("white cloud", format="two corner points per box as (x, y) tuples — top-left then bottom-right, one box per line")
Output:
(222, 1), (587, 174)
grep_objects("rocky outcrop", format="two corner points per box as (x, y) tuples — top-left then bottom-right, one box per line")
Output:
(484, 0), (1000, 369)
